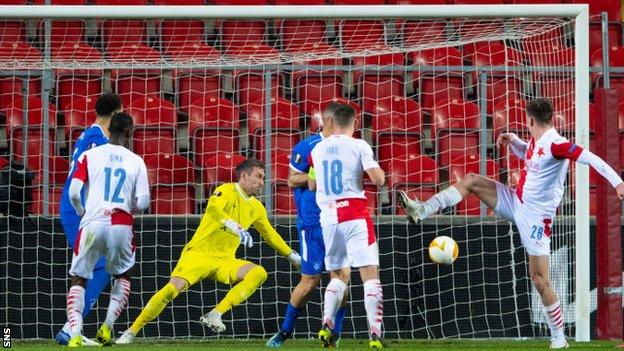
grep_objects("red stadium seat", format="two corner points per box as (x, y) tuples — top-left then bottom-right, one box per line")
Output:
(144, 153), (195, 214)
(408, 47), (465, 112)
(432, 98), (481, 167)
(592, 46), (624, 97)
(213, 0), (266, 3)
(275, 0), (324, 3)
(619, 101), (624, 168)
(45, 20), (86, 49)
(504, 156), (524, 188)
(92, 0), (147, 3)
(279, 19), (333, 53)
(101, 20), (148, 52)
(28, 155), (69, 186)
(32, 0), (84, 3)
(570, 0), (620, 20)
(246, 97), (300, 161)
(174, 70), (221, 116)
(353, 53), (405, 113)
(370, 96), (424, 170)
(274, 181), (296, 215)
(302, 97), (361, 133)
(0, 157), (7, 170)
(291, 57), (344, 107)
(152, 0), (203, 4)
(364, 183), (378, 216)
(399, 19), (447, 47)
(0, 43), (42, 110)
(338, 20), (387, 52)
(52, 44), (103, 114)
(202, 153), (246, 193)
(470, 43), (523, 114)
(449, 155), (498, 215)
(272, 152), (292, 182)
(158, 19), (207, 55)
(108, 45), (162, 107)
(387, 154), (437, 215)
(4, 97), (57, 158)
(588, 21), (623, 60)
(0, 21), (26, 45)
(30, 186), (63, 215)
(63, 96), (97, 144)
(220, 20), (268, 54)
(493, 98), (529, 168)
(526, 45), (575, 107)
(127, 97), (177, 157)
(507, 0), (563, 3)
(234, 66), (285, 113)
(188, 97), (240, 166)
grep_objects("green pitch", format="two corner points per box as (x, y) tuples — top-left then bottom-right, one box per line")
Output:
(11, 339), (619, 350)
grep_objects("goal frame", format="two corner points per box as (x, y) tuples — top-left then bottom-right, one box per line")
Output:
(0, 3), (590, 341)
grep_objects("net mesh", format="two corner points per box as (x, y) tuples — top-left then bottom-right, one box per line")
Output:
(0, 13), (586, 340)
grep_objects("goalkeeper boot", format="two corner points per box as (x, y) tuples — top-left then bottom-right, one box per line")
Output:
(369, 333), (384, 350)
(398, 190), (427, 224)
(67, 335), (83, 348)
(115, 329), (135, 345)
(96, 324), (113, 346)
(318, 325), (335, 348)
(549, 335), (569, 349)
(200, 310), (226, 333)
(265, 330), (291, 348)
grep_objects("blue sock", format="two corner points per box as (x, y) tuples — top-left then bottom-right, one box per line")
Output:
(333, 306), (348, 336)
(280, 303), (303, 335)
(82, 257), (111, 317)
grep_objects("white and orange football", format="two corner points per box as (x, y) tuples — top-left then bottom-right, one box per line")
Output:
(428, 236), (459, 265)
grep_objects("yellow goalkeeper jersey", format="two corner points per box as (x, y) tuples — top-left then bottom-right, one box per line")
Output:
(184, 182), (292, 258)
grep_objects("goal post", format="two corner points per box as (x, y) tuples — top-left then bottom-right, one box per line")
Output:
(0, 3), (592, 342)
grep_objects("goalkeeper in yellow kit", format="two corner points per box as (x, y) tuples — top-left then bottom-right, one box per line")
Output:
(116, 159), (301, 343)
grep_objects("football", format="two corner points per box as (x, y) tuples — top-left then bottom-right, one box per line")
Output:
(428, 236), (459, 265)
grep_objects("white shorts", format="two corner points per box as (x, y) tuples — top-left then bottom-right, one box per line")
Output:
(322, 218), (379, 271)
(69, 220), (135, 279)
(495, 182), (552, 256)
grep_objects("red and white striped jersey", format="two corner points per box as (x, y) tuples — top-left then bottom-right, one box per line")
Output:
(310, 135), (380, 226)
(73, 144), (149, 227)
(515, 128), (583, 216)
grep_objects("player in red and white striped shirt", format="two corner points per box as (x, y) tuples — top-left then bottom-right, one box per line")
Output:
(65, 112), (150, 347)
(400, 98), (624, 349)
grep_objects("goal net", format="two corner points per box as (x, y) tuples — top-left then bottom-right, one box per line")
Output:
(0, 4), (590, 341)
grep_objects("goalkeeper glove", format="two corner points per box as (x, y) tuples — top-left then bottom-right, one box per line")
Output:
(222, 219), (254, 248)
(287, 250), (302, 270)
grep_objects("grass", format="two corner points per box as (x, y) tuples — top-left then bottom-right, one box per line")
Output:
(11, 338), (620, 350)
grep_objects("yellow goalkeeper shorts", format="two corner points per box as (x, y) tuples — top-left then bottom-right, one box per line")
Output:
(171, 248), (252, 287)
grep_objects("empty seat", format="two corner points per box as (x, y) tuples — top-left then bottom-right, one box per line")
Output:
(272, 152), (294, 215)
(399, 19), (448, 47)
(370, 96), (424, 170)
(27, 155), (69, 186)
(4, 96), (57, 158)
(220, 20), (269, 54)
(234, 66), (285, 113)
(0, 43), (42, 110)
(291, 57), (344, 107)
(386, 154), (437, 215)
(338, 19), (387, 52)
(353, 53), (405, 113)
(408, 47), (465, 112)
(202, 153), (246, 192)
(188, 97), (240, 166)
(279, 19), (333, 54)
(527, 45), (575, 107)
(246, 97), (300, 161)
(46, 20), (86, 49)
(592, 46), (624, 96)
(30, 186), (63, 215)
(0, 21), (26, 45)
(52, 43), (103, 113)
(63, 96), (97, 144)
(493, 98), (529, 168)
(92, 0), (147, 3)
(108, 45), (162, 107)
(174, 70), (221, 116)
(449, 155), (498, 215)
(144, 153), (195, 214)
(620, 101), (624, 168)
(127, 97), (177, 156)
(213, 0), (267, 3)
(101, 20), (148, 52)
(431, 98), (481, 167)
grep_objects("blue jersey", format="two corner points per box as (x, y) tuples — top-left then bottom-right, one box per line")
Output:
(60, 124), (109, 219)
(290, 133), (323, 228)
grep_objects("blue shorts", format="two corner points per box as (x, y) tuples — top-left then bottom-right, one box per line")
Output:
(298, 224), (325, 275)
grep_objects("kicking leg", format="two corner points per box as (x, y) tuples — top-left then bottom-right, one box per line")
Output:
(529, 255), (568, 349)
(399, 173), (498, 222)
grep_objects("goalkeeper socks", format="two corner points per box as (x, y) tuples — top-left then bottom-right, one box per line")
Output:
(426, 186), (463, 215)
(280, 303), (303, 335)
(215, 266), (268, 314)
(130, 282), (179, 335)
(363, 279), (383, 337)
(323, 278), (347, 329)
(104, 278), (131, 330)
(545, 300), (565, 338)
(333, 305), (348, 335)
(67, 285), (85, 336)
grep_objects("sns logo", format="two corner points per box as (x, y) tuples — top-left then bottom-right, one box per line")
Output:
(3, 327), (10, 348)
(335, 200), (350, 209)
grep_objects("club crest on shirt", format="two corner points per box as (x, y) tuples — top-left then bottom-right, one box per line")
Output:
(294, 154), (302, 164)
(568, 144), (577, 153)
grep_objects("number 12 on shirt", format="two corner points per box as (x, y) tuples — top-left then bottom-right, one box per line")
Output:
(323, 160), (343, 195)
(104, 167), (126, 203)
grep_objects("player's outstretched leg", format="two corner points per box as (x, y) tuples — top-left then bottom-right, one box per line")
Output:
(117, 278), (184, 344)
(201, 264), (268, 333)
(97, 276), (130, 345)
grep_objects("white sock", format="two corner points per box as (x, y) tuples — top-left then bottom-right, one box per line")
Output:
(104, 278), (131, 330)
(67, 285), (85, 336)
(363, 279), (383, 337)
(61, 322), (71, 335)
(425, 186), (463, 215)
(545, 300), (565, 338)
(323, 278), (347, 329)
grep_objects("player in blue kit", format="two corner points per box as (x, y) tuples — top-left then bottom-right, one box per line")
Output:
(266, 102), (348, 348)
(55, 93), (123, 345)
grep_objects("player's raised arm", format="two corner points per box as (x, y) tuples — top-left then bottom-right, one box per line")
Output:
(132, 159), (150, 213)
(253, 210), (301, 268)
(68, 153), (89, 216)
(552, 142), (624, 199)
(497, 132), (528, 160)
